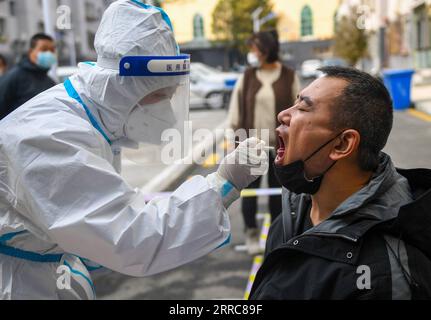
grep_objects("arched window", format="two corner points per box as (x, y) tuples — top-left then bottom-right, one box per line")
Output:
(301, 5), (313, 37)
(193, 14), (205, 39)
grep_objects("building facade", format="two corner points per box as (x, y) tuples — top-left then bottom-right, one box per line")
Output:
(163, 0), (340, 43)
(337, 0), (431, 73)
(411, 0), (431, 70)
(162, 0), (341, 69)
(0, 0), (357, 70)
(0, 0), (113, 65)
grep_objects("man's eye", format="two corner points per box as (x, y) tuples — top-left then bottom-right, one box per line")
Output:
(297, 102), (306, 110)
(298, 104), (309, 111)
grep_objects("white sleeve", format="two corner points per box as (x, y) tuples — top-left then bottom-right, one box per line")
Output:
(18, 131), (240, 277)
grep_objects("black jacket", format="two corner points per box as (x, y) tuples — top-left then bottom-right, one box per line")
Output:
(0, 56), (56, 120)
(250, 153), (431, 300)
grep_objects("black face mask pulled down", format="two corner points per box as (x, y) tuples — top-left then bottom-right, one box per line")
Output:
(274, 132), (343, 195)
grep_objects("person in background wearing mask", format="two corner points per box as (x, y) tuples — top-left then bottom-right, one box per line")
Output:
(0, 0), (268, 300)
(0, 54), (7, 77)
(0, 33), (56, 120)
(227, 30), (300, 255)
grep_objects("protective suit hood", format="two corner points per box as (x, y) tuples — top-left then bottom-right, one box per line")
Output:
(73, 0), (179, 142)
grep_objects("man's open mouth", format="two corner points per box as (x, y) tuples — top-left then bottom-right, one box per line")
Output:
(275, 135), (286, 165)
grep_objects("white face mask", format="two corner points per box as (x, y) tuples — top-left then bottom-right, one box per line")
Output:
(124, 99), (177, 145)
(247, 52), (261, 67)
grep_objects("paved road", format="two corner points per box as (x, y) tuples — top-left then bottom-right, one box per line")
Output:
(384, 110), (431, 168)
(94, 109), (431, 300)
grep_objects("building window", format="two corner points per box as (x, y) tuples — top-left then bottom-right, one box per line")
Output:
(0, 18), (6, 43)
(87, 32), (95, 50)
(415, 6), (431, 50)
(85, 1), (97, 22)
(0, 18), (5, 35)
(38, 21), (45, 33)
(301, 5), (313, 37)
(9, 1), (16, 16)
(193, 14), (204, 39)
(333, 12), (338, 33)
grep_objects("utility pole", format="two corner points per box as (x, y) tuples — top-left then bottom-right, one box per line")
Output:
(252, 7), (263, 33)
(252, 7), (277, 33)
(42, 0), (55, 37)
(66, 0), (77, 67)
(377, 0), (388, 71)
(42, 0), (57, 79)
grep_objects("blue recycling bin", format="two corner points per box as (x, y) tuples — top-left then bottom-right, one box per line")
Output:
(224, 78), (237, 90)
(382, 69), (415, 110)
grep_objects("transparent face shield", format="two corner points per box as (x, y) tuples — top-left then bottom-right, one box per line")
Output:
(120, 55), (191, 166)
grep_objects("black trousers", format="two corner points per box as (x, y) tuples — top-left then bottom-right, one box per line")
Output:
(241, 153), (282, 230)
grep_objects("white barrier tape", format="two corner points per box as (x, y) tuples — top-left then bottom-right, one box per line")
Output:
(240, 188), (282, 198)
(259, 213), (272, 249)
(143, 188), (282, 202)
(243, 213), (271, 300)
(244, 255), (263, 300)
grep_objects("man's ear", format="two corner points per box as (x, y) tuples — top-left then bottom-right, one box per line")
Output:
(330, 129), (360, 161)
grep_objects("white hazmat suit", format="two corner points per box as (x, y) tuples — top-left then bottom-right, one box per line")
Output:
(0, 0), (268, 299)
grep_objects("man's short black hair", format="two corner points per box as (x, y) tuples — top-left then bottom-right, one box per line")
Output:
(318, 66), (393, 172)
(247, 30), (280, 63)
(29, 33), (54, 50)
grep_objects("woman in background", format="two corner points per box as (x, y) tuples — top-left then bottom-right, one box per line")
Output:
(228, 30), (300, 255)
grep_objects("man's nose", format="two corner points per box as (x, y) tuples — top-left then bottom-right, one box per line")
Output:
(277, 107), (293, 126)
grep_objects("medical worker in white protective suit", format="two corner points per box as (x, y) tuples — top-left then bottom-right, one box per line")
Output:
(0, 0), (269, 300)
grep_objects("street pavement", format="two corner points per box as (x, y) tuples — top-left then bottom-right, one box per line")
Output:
(94, 108), (431, 300)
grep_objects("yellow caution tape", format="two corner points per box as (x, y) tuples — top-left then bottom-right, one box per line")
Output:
(408, 109), (431, 122)
(240, 190), (258, 197)
(244, 254), (264, 300)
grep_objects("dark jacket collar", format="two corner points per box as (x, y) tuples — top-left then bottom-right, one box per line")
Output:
(18, 55), (49, 74)
(380, 168), (431, 258)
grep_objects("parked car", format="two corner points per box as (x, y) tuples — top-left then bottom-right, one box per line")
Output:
(190, 62), (239, 109)
(313, 57), (349, 78)
(322, 57), (348, 68)
(300, 59), (322, 79)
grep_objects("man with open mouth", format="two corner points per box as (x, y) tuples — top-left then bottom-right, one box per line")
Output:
(249, 66), (431, 300)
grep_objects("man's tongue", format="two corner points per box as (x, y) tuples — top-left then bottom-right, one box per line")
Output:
(275, 136), (286, 165)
